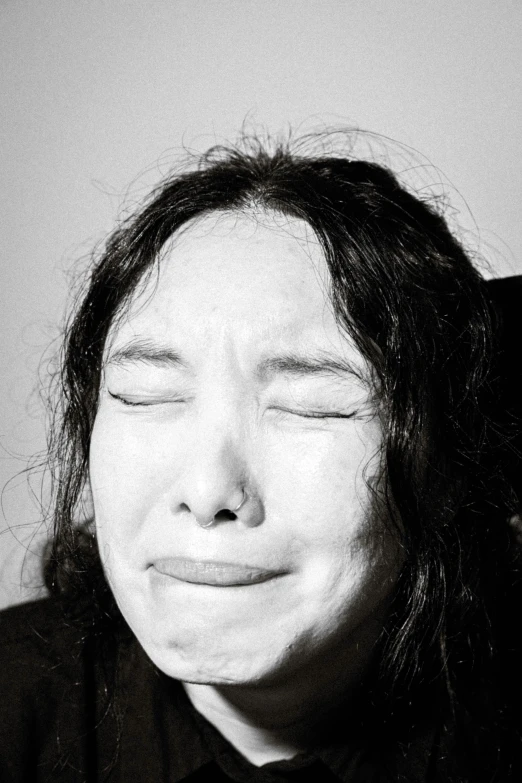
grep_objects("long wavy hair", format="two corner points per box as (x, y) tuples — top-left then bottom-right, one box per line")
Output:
(44, 132), (521, 770)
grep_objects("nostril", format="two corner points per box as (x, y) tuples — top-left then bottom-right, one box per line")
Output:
(213, 509), (238, 522)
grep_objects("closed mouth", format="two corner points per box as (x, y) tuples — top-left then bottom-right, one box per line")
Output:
(151, 558), (287, 587)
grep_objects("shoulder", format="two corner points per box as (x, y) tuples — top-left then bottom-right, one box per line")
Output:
(485, 274), (522, 356)
(0, 598), (92, 779)
(0, 596), (102, 726)
(0, 597), (84, 674)
(0, 595), (70, 636)
(0, 595), (87, 704)
(485, 275), (522, 503)
(486, 273), (522, 303)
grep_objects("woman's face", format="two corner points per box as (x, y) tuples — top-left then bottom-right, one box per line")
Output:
(89, 212), (401, 686)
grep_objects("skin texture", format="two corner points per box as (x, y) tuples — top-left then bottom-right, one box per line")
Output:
(89, 211), (402, 763)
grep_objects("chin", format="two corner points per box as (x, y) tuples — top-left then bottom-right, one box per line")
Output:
(146, 648), (275, 687)
(138, 630), (292, 687)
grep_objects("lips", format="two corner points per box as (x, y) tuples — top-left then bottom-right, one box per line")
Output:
(152, 557), (286, 587)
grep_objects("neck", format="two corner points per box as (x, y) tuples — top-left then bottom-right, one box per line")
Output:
(185, 684), (311, 764)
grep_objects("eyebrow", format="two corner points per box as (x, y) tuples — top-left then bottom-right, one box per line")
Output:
(105, 340), (362, 381)
(105, 340), (186, 369)
(257, 353), (362, 382)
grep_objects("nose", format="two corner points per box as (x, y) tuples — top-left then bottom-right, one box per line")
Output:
(173, 426), (263, 529)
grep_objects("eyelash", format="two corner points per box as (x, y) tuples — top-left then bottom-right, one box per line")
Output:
(108, 392), (184, 407)
(270, 406), (356, 421)
(108, 393), (356, 420)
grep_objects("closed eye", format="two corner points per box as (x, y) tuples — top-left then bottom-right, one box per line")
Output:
(108, 391), (186, 407)
(269, 406), (357, 420)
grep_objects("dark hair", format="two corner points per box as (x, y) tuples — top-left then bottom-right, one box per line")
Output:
(44, 132), (521, 770)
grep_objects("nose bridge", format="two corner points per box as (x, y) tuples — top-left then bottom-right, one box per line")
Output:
(197, 337), (247, 466)
(193, 411), (245, 488)
(175, 377), (250, 522)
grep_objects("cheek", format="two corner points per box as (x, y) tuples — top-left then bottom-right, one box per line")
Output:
(265, 419), (386, 587)
(88, 411), (164, 549)
(264, 418), (382, 533)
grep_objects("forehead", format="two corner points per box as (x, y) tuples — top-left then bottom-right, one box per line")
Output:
(108, 211), (361, 369)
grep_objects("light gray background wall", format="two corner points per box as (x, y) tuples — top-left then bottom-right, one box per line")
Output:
(1, 0), (521, 608)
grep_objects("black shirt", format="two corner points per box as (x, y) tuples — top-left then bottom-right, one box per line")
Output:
(0, 598), (449, 783)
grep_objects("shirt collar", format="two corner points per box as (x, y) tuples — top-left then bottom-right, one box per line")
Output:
(167, 681), (439, 783)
